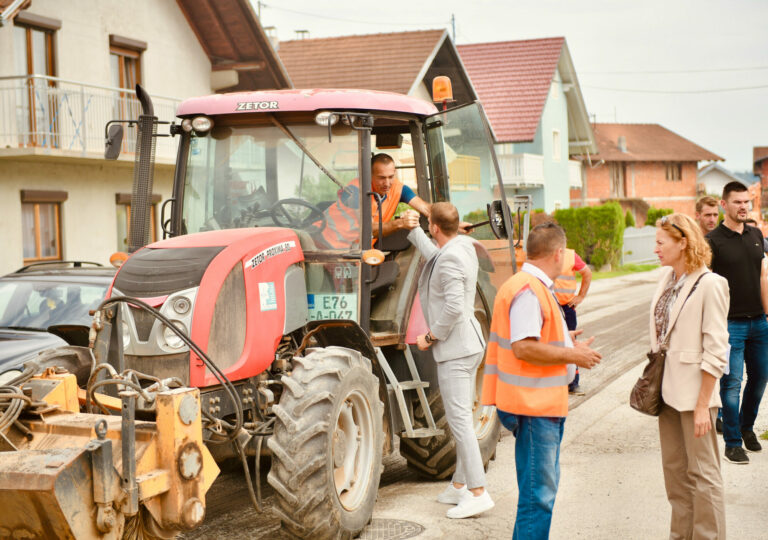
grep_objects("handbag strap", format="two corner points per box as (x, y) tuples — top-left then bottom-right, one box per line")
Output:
(660, 272), (708, 349)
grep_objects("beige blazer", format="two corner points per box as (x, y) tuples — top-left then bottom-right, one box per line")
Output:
(649, 265), (729, 411)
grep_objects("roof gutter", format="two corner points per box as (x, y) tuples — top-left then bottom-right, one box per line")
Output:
(0, 0), (27, 26)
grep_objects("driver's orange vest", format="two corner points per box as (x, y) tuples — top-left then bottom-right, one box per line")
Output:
(554, 249), (578, 305)
(321, 178), (404, 249)
(481, 270), (570, 417)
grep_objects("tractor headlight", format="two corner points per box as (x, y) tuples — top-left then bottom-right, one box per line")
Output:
(181, 118), (194, 132)
(191, 116), (213, 133)
(163, 321), (187, 349)
(172, 296), (192, 315)
(314, 111), (338, 127)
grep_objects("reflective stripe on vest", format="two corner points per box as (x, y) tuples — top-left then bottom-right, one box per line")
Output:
(321, 197), (360, 248)
(554, 248), (578, 304)
(481, 272), (569, 417)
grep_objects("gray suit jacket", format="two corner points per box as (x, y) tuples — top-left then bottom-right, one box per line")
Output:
(408, 227), (485, 363)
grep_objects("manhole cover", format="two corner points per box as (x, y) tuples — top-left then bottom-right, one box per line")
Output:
(359, 518), (424, 540)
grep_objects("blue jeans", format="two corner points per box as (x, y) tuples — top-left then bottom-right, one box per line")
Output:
(498, 410), (566, 540)
(721, 317), (768, 448)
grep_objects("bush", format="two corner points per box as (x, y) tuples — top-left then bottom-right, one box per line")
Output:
(463, 208), (496, 240)
(625, 210), (636, 228)
(645, 207), (673, 226)
(553, 201), (625, 269)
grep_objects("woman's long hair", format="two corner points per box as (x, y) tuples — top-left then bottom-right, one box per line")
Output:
(656, 213), (712, 273)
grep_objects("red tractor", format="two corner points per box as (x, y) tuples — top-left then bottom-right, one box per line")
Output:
(98, 84), (530, 538)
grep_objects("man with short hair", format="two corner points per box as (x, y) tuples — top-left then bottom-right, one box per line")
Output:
(695, 196), (719, 235)
(707, 181), (768, 464)
(482, 222), (602, 538)
(404, 202), (494, 519)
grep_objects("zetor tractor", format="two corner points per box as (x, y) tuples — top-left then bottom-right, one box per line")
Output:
(98, 84), (528, 538)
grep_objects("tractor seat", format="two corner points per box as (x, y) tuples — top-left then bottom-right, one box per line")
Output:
(369, 260), (399, 295)
(373, 228), (412, 252)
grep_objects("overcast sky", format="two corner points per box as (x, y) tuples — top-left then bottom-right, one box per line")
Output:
(254, 0), (768, 173)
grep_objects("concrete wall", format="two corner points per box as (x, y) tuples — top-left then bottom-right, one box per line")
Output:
(0, 0), (212, 98)
(0, 158), (173, 274)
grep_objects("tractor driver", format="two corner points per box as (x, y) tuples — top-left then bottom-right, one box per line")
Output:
(369, 153), (429, 239)
(319, 153), (430, 248)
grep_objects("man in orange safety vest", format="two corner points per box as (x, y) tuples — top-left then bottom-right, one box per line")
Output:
(482, 222), (601, 540)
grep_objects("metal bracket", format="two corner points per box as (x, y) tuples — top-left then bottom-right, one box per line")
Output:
(88, 419), (118, 533)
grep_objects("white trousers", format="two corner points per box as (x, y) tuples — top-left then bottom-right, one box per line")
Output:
(437, 351), (486, 489)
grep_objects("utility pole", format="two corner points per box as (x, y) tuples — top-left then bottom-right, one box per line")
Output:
(451, 14), (456, 42)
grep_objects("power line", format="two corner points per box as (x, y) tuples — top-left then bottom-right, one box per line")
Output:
(582, 65), (768, 75)
(583, 84), (768, 94)
(260, 3), (448, 27)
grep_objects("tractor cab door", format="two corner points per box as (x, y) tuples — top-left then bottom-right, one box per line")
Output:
(424, 102), (522, 306)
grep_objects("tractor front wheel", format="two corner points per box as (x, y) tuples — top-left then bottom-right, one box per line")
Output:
(267, 346), (384, 539)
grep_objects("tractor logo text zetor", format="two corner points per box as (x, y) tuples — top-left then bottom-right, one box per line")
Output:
(248, 241), (296, 269)
(236, 101), (279, 111)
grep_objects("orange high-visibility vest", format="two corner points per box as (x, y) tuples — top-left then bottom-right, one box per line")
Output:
(371, 178), (403, 225)
(481, 270), (569, 417)
(321, 178), (405, 248)
(554, 248), (578, 305)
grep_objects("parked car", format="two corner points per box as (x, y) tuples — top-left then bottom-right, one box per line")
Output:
(0, 261), (115, 383)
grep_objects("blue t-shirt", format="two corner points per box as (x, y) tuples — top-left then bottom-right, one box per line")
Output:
(381, 184), (416, 204)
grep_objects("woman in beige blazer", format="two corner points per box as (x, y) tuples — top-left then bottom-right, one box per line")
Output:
(651, 213), (729, 540)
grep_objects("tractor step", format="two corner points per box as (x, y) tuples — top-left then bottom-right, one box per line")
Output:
(401, 427), (443, 438)
(375, 347), (443, 439)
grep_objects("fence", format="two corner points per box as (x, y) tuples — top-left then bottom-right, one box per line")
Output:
(0, 75), (181, 160)
(622, 225), (657, 265)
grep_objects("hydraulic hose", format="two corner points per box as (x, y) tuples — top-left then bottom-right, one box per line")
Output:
(93, 296), (244, 443)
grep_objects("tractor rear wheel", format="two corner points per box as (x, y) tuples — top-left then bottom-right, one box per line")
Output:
(399, 292), (501, 480)
(267, 346), (384, 539)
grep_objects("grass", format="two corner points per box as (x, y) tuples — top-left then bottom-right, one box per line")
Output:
(588, 263), (659, 281)
(760, 430), (768, 441)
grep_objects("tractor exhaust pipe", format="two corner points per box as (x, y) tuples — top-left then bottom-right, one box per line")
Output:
(128, 84), (157, 253)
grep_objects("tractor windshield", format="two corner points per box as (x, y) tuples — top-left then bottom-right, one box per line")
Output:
(182, 119), (361, 251)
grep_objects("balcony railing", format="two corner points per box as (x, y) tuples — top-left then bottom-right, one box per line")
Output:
(497, 152), (544, 187)
(0, 75), (181, 161)
(568, 159), (582, 189)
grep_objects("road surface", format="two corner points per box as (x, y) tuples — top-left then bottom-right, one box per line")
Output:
(184, 269), (663, 539)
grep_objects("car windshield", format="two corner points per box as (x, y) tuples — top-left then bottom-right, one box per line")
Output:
(0, 280), (107, 330)
(183, 119), (361, 251)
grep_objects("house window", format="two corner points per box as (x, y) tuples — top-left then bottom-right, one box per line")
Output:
(116, 193), (159, 251)
(552, 130), (561, 162)
(20, 190), (67, 262)
(13, 14), (60, 147)
(665, 162), (682, 182)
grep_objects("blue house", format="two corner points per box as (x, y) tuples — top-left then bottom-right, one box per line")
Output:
(458, 37), (596, 213)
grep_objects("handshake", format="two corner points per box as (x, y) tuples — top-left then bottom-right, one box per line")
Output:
(398, 209), (421, 230)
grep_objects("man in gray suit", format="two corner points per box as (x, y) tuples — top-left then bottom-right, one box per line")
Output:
(404, 202), (494, 519)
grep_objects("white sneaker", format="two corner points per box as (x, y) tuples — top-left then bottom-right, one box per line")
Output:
(446, 490), (494, 519)
(436, 483), (468, 504)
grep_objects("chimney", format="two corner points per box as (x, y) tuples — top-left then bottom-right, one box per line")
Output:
(617, 136), (627, 153)
(263, 26), (279, 51)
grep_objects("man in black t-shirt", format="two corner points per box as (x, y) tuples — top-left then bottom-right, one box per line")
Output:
(707, 181), (768, 464)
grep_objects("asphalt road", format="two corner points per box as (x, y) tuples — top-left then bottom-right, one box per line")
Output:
(183, 269), (663, 540)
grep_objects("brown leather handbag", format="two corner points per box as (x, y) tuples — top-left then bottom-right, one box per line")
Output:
(630, 273), (707, 416)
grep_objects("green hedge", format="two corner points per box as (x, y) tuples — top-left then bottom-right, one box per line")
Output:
(625, 210), (636, 228)
(645, 207), (673, 226)
(553, 202), (625, 269)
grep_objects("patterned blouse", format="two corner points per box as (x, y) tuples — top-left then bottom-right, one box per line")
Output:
(654, 272), (687, 347)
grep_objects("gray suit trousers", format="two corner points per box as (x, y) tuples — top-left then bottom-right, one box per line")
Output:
(437, 351), (486, 489)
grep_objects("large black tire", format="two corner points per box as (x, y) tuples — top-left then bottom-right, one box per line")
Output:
(399, 291), (501, 480)
(267, 346), (384, 539)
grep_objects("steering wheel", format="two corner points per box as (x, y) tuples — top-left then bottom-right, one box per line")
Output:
(270, 198), (327, 234)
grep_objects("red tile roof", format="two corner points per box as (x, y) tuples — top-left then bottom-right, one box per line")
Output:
(278, 30), (446, 94)
(457, 38), (564, 143)
(592, 123), (722, 162)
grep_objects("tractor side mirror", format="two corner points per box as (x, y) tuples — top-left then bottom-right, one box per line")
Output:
(488, 200), (509, 240)
(105, 124), (124, 160)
